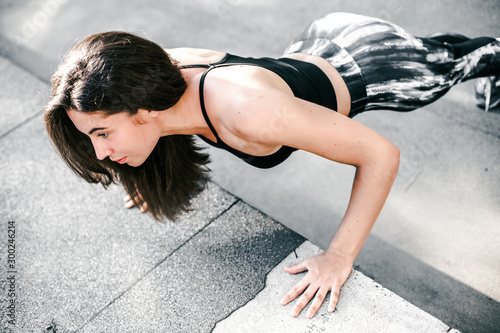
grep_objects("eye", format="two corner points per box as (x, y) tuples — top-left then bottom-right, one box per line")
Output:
(97, 132), (108, 138)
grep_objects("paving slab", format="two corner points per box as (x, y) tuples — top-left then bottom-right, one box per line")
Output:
(79, 202), (304, 333)
(0, 55), (49, 138)
(214, 242), (459, 333)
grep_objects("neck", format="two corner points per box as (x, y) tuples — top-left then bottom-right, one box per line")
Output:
(157, 95), (211, 138)
(157, 66), (216, 139)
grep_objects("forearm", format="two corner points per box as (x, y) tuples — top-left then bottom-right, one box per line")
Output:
(328, 150), (399, 262)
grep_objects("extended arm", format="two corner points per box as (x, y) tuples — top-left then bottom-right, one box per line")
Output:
(270, 97), (399, 318)
(281, 140), (399, 318)
(204, 75), (400, 319)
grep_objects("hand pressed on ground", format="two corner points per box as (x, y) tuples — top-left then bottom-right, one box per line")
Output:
(123, 194), (148, 212)
(280, 249), (353, 319)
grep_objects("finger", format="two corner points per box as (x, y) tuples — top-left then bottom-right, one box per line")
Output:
(328, 285), (341, 313)
(291, 285), (318, 318)
(306, 287), (329, 319)
(124, 199), (135, 209)
(280, 279), (309, 306)
(124, 194), (131, 202)
(284, 261), (308, 275)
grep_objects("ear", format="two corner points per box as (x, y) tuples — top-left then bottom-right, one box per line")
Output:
(136, 109), (160, 122)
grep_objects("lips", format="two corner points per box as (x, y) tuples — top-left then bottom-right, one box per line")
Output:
(113, 157), (127, 164)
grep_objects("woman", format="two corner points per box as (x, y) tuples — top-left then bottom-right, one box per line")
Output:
(45, 12), (499, 319)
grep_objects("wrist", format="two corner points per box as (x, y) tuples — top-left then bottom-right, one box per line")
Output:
(325, 245), (357, 266)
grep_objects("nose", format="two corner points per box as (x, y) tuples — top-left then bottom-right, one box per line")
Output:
(91, 139), (113, 160)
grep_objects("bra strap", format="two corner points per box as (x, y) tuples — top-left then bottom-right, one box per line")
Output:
(184, 54), (266, 146)
(180, 64), (210, 69)
(198, 66), (222, 143)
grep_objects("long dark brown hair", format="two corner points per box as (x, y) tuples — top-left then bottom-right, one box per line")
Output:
(45, 31), (210, 221)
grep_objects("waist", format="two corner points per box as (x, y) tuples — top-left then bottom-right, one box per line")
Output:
(281, 53), (351, 116)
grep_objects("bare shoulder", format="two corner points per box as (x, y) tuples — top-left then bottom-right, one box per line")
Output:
(164, 47), (226, 66)
(201, 71), (297, 142)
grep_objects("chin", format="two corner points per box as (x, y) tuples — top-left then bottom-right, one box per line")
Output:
(127, 143), (157, 167)
(127, 160), (142, 167)
(127, 156), (148, 167)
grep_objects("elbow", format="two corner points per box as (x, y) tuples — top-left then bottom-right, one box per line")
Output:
(355, 139), (400, 181)
(364, 141), (399, 182)
(385, 143), (400, 181)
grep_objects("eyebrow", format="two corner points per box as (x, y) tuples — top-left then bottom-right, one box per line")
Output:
(88, 127), (107, 135)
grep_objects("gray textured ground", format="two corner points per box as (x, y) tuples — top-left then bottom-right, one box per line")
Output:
(0, 1), (498, 332)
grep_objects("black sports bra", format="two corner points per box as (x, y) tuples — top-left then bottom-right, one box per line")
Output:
(182, 53), (337, 169)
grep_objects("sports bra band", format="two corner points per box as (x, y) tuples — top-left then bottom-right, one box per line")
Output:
(180, 53), (337, 168)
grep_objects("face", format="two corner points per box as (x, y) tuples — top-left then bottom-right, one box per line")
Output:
(67, 109), (161, 167)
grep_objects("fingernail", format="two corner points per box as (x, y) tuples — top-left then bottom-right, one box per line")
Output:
(291, 310), (297, 317)
(280, 298), (285, 305)
(306, 312), (311, 319)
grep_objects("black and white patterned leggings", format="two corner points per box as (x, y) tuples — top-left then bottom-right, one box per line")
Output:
(284, 12), (500, 116)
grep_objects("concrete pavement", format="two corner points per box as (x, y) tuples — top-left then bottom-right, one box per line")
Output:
(1, 1), (498, 332)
